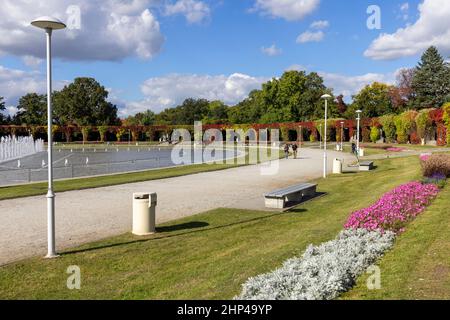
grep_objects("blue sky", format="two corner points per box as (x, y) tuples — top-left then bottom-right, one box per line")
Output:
(0, 0), (446, 117)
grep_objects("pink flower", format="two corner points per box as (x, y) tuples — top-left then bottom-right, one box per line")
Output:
(344, 182), (439, 233)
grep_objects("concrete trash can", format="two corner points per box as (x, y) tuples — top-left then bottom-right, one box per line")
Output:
(132, 192), (157, 236)
(333, 158), (342, 174)
(359, 148), (365, 157)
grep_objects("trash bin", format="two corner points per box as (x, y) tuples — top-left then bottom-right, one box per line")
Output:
(333, 158), (342, 174)
(132, 192), (157, 236)
(359, 148), (365, 157)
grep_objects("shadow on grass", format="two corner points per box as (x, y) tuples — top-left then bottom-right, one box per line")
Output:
(62, 209), (306, 257)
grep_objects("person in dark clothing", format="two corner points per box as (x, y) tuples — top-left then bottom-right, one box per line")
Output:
(351, 143), (357, 155)
(284, 144), (290, 159)
(292, 143), (298, 159)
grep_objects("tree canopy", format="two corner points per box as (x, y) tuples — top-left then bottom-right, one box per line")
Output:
(3, 46), (450, 127)
(411, 46), (450, 109)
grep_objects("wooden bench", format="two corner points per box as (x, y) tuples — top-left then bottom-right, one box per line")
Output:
(265, 183), (317, 209)
(359, 161), (375, 171)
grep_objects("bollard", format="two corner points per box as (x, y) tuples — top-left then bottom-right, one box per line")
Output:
(132, 193), (157, 236)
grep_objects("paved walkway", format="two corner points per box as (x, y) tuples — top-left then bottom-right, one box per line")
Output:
(0, 148), (362, 265)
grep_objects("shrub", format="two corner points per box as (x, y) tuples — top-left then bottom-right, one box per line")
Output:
(345, 182), (439, 233)
(415, 109), (434, 144)
(422, 173), (447, 189)
(379, 114), (397, 143)
(370, 127), (380, 143)
(421, 154), (450, 178)
(394, 111), (418, 144)
(236, 229), (395, 301)
(443, 103), (450, 146)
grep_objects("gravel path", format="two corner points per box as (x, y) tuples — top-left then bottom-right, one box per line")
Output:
(0, 148), (353, 265)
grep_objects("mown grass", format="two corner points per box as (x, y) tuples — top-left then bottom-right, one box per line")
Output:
(0, 156), (423, 299)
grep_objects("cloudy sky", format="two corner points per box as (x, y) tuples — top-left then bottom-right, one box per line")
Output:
(0, 0), (446, 117)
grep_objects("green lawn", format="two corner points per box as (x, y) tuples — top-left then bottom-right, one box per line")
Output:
(342, 185), (450, 300)
(0, 155), (426, 300)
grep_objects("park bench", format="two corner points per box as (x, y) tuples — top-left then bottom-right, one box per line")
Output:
(265, 183), (317, 209)
(359, 161), (375, 171)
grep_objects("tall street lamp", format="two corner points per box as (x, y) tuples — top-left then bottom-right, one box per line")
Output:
(321, 94), (331, 178)
(31, 16), (66, 259)
(340, 121), (344, 151)
(356, 110), (362, 157)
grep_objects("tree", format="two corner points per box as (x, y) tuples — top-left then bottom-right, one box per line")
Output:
(13, 93), (47, 125)
(125, 110), (156, 126)
(53, 77), (119, 127)
(0, 96), (5, 124)
(203, 101), (229, 124)
(335, 95), (347, 116)
(349, 82), (394, 118)
(412, 46), (450, 109)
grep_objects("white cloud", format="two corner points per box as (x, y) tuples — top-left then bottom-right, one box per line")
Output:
(310, 20), (329, 29)
(0, 0), (164, 61)
(400, 2), (409, 12)
(296, 30), (324, 43)
(22, 56), (43, 68)
(252, 0), (320, 21)
(0, 64), (70, 116)
(319, 71), (395, 98)
(261, 44), (282, 56)
(120, 73), (268, 116)
(285, 64), (307, 71)
(365, 0), (450, 60)
(164, 0), (211, 24)
(0, 65), (46, 106)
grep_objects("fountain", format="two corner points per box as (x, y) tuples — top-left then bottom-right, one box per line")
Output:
(0, 136), (44, 163)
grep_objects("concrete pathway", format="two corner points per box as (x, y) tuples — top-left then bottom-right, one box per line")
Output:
(0, 148), (356, 265)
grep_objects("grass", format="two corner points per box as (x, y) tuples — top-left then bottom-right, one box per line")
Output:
(0, 155), (424, 299)
(342, 184), (450, 300)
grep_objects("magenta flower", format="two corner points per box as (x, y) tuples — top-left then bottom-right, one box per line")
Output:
(344, 182), (439, 233)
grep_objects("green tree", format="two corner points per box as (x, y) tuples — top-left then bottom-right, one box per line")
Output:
(349, 82), (394, 118)
(412, 46), (450, 108)
(0, 96), (5, 124)
(203, 101), (229, 124)
(53, 77), (119, 126)
(14, 93), (47, 125)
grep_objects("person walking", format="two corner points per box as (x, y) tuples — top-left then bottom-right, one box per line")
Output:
(284, 143), (290, 159)
(292, 143), (298, 159)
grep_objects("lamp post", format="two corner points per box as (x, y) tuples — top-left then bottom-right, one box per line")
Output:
(321, 94), (332, 178)
(356, 110), (362, 156)
(31, 16), (66, 259)
(319, 124), (322, 149)
(340, 121), (344, 151)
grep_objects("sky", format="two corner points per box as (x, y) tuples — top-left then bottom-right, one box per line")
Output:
(0, 0), (448, 118)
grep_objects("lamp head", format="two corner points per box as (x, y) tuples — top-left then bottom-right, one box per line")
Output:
(356, 110), (363, 114)
(31, 16), (66, 30)
(321, 94), (332, 100)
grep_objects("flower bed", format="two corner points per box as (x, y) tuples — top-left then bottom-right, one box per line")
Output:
(344, 182), (439, 233)
(386, 147), (406, 152)
(237, 178), (442, 300)
(421, 154), (450, 178)
(237, 229), (395, 300)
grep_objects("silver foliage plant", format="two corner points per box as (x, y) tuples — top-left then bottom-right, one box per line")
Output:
(236, 229), (396, 300)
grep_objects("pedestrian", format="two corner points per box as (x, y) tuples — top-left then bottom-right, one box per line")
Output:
(351, 142), (357, 155)
(292, 143), (298, 159)
(284, 143), (290, 159)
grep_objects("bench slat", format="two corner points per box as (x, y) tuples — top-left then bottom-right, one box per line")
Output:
(265, 183), (316, 198)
